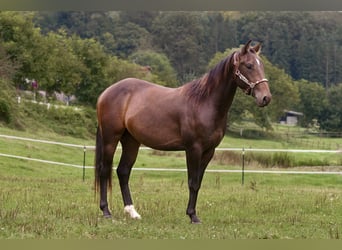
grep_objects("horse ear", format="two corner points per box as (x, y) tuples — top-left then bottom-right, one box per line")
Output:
(233, 52), (239, 67)
(241, 40), (252, 55)
(253, 42), (262, 54)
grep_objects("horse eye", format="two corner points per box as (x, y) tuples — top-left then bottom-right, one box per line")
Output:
(246, 63), (253, 69)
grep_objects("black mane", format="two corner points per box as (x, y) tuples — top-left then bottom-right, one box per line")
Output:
(184, 53), (234, 102)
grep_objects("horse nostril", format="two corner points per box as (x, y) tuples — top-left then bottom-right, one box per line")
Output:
(263, 96), (271, 105)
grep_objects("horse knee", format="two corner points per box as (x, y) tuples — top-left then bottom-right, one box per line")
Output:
(188, 179), (201, 192)
(116, 166), (130, 177)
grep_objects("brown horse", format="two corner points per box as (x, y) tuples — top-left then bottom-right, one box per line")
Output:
(95, 40), (271, 224)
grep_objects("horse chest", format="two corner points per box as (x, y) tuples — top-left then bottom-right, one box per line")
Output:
(183, 114), (226, 149)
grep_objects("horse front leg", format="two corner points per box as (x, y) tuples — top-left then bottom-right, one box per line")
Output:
(185, 147), (215, 224)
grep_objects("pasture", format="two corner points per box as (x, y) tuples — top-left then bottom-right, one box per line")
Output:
(0, 126), (342, 239)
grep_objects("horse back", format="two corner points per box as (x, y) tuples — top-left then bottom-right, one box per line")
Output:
(97, 78), (186, 148)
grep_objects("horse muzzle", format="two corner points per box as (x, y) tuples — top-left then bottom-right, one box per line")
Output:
(256, 93), (272, 107)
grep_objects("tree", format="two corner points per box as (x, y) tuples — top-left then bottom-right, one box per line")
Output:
(42, 30), (87, 95)
(129, 50), (178, 87)
(111, 21), (152, 58)
(296, 79), (327, 127)
(262, 56), (300, 122)
(319, 84), (342, 131)
(119, 11), (158, 32)
(151, 12), (206, 82)
(0, 44), (19, 80)
(69, 36), (110, 106)
(104, 56), (146, 85)
(0, 11), (47, 85)
(236, 11), (342, 86)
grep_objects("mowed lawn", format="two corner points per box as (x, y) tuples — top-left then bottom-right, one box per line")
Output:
(1, 126), (342, 239)
(1, 155), (342, 239)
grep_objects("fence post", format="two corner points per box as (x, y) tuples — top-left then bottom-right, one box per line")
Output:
(241, 147), (245, 186)
(83, 145), (86, 181)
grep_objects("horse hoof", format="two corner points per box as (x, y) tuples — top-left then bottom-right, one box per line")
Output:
(190, 215), (201, 224)
(103, 214), (112, 219)
(124, 205), (141, 219)
(191, 220), (202, 224)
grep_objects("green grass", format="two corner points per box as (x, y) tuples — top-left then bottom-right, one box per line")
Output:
(1, 159), (342, 239)
(1, 127), (342, 239)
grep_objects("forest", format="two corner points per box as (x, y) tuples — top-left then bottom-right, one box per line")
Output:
(0, 11), (341, 131)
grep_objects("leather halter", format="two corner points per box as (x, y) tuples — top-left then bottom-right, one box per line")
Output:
(235, 69), (268, 95)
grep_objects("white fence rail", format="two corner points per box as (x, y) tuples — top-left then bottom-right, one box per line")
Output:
(0, 134), (341, 178)
(1, 134), (340, 153)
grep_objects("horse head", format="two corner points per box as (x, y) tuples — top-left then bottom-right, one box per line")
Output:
(233, 40), (272, 107)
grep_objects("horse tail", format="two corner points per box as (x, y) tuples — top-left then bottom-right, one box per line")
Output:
(94, 125), (103, 195)
(94, 125), (113, 197)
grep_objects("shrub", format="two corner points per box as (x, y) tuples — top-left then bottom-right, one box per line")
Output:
(0, 98), (11, 123)
(245, 152), (295, 168)
(272, 153), (294, 168)
(0, 79), (18, 125)
(20, 101), (96, 139)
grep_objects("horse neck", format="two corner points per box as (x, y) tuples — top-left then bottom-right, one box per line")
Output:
(183, 55), (238, 115)
(205, 57), (238, 115)
(211, 72), (237, 115)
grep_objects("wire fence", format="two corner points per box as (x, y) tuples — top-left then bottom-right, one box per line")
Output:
(0, 134), (341, 183)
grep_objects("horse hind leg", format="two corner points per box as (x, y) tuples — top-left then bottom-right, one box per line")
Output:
(116, 131), (141, 219)
(95, 123), (122, 218)
(99, 141), (118, 218)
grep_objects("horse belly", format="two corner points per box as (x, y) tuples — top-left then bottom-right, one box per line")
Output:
(125, 106), (185, 151)
(128, 123), (185, 151)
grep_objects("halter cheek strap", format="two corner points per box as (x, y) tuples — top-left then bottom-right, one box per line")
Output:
(235, 70), (268, 95)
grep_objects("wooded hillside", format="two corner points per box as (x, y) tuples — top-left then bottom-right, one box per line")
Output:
(34, 11), (342, 86)
(0, 11), (341, 131)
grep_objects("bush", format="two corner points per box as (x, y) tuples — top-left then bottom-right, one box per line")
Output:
(272, 153), (294, 168)
(0, 98), (11, 123)
(245, 152), (295, 168)
(20, 101), (96, 139)
(0, 79), (19, 126)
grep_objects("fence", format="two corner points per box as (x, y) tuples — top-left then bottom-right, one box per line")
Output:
(0, 134), (341, 184)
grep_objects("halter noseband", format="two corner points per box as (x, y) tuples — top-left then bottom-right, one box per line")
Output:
(235, 69), (268, 95)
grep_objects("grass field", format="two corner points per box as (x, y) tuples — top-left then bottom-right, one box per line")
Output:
(0, 126), (342, 239)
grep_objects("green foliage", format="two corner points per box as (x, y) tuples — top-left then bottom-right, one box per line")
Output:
(69, 36), (110, 106)
(296, 79), (326, 126)
(0, 79), (20, 127)
(0, 12), (47, 83)
(320, 84), (342, 131)
(246, 152), (294, 168)
(129, 50), (178, 86)
(151, 12), (207, 81)
(21, 102), (96, 138)
(0, 12), (153, 107)
(0, 44), (19, 79)
(0, 98), (10, 123)
(296, 80), (342, 131)
(237, 12), (342, 86)
(262, 56), (300, 120)
(112, 21), (152, 58)
(1, 11), (341, 132)
(33, 11), (342, 87)
(42, 30), (87, 95)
